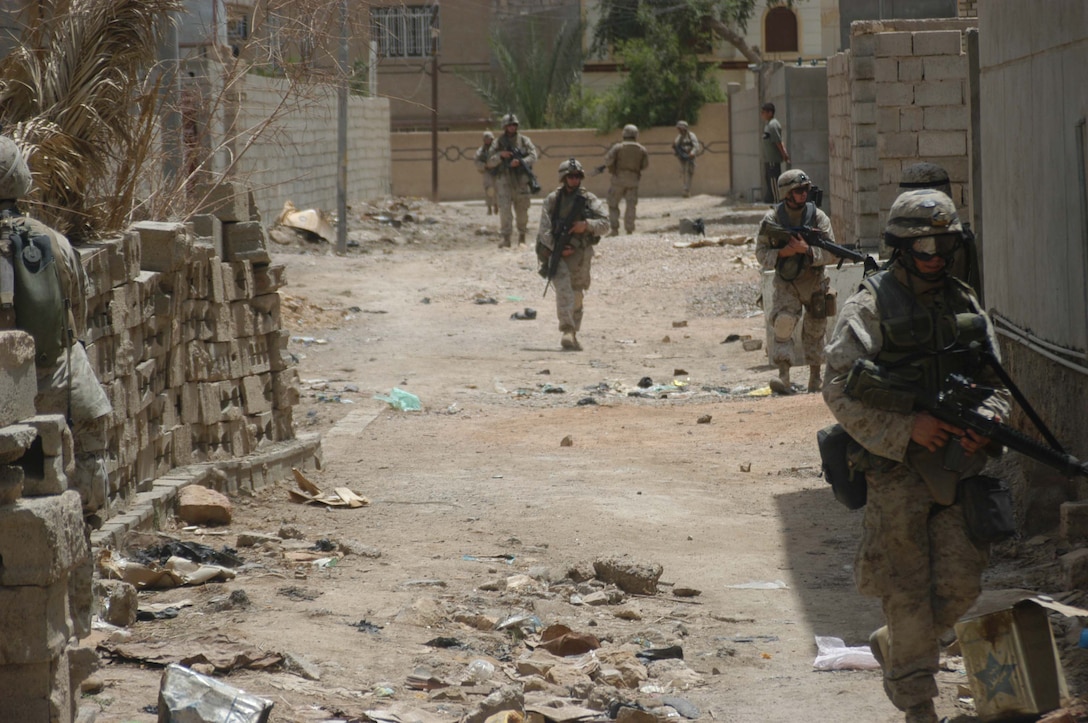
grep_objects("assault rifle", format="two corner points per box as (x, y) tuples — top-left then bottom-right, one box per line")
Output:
(500, 145), (540, 194)
(673, 145), (694, 163)
(762, 222), (879, 274)
(542, 196), (587, 298)
(845, 359), (1088, 478)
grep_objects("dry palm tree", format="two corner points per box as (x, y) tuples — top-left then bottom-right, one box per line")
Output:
(0, 0), (181, 242)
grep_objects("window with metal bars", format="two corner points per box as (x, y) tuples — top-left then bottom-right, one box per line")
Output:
(372, 5), (439, 58)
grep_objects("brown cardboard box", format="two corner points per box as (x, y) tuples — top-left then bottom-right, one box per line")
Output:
(954, 592), (1086, 722)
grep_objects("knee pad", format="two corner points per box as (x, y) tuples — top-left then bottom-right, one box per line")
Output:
(773, 313), (799, 342)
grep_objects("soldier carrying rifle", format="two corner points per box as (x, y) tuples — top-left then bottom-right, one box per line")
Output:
(486, 112), (539, 249)
(755, 169), (841, 394)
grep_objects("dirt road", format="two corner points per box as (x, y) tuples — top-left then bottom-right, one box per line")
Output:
(88, 195), (1005, 722)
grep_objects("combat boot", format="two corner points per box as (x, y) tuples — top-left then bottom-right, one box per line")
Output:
(808, 365), (822, 393)
(768, 362), (794, 395)
(518, 233), (526, 246)
(868, 626), (888, 670)
(498, 235), (511, 249)
(561, 332), (577, 350)
(903, 700), (938, 723)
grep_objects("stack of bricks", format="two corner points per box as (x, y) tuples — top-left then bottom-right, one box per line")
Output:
(0, 332), (97, 721)
(81, 180), (299, 505)
(826, 19), (976, 250)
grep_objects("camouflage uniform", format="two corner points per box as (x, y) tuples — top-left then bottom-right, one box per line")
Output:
(536, 160), (609, 350)
(672, 122), (700, 197)
(604, 125), (649, 234)
(823, 189), (1011, 722)
(474, 133), (498, 216)
(486, 116), (538, 247)
(0, 136), (112, 513)
(754, 187), (835, 374)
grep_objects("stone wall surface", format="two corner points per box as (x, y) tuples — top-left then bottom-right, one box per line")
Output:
(0, 180), (320, 723)
(827, 18), (976, 251)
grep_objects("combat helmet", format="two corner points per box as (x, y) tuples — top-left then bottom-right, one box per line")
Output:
(885, 189), (962, 242)
(777, 169), (811, 197)
(899, 162), (951, 197)
(482, 130), (494, 141)
(501, 112), (520, 128)
(622, 124), (639, 140)
(0, 135), (32, 200)
(558, 157), (585, 182)
(676, 120), (689, 131)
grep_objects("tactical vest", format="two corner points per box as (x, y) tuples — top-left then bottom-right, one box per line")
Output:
(773, 202), (819, 282)
(613, 143), (646, 174)
(862, 269), (989, 399)
(0, 213), (68, 365)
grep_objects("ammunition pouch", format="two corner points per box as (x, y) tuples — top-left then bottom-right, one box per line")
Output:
(824, 288), (838, 318)
(809, 289), (827, 319)
(843, 359), (916, 414)
(816, 424), (867, 509)
(958, 474), (1015, 543)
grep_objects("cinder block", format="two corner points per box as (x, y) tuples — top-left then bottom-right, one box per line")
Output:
(0, 423), (38, 465)
(878, 131), (918, 158)
(914, 79), (963, 106)
(876, 81), (914, 107)
(923, 105), (968, 131)
(0, 331), (38, 428)
(192, 181), (252, 223)
(222, 221), (271, 264)
(918, 130), (966, 157)
(227, 260), (254, 300)
(0, 491), (87, 587)
(900, 107), (923, 132)
(0, 576), (73, 664)
(188, 213), (224, 259)
(898, 57), (923, 82)
(252, 264), (287, 295)
(923, 54), (967, 81)
(852, 32), (877, 57)
(874, 57), (898, 83)
(21, 450), (68, 497)
(22, 415), (68, 458)
(875, 31), (912, 57)
(1060, 501), (1088, 542)
(133, 221), (193, 273)
(850, 55), (874, 81)
(1061, 548), (1088, 590)
(912, 29), (962, 56)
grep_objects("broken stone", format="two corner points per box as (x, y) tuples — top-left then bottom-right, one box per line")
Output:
(560, 435), (573, 447)
(593, 556), (663, 595)
(566, 561), (595, 583)
(741, 338), (763, 351)
(338, 539), (382, 558)
(177, 485), (232, 526)
(93, 578), (138, 627)
(462, 683), (525, 723)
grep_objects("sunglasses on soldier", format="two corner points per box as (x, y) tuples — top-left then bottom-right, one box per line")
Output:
(907, 234), (960, 262)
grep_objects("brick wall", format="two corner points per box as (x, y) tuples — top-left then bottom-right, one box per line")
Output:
(826, 19), (977, 249)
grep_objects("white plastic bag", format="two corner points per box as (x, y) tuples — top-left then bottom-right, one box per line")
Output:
(812, 635), (881, 671)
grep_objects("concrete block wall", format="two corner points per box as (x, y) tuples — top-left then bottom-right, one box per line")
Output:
(827, 18), (977, 250)
(231, 71), (391, 223)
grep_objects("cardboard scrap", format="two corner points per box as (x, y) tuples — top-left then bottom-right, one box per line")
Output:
(289, 468), (370, 508)
(96, 549), (236, 589)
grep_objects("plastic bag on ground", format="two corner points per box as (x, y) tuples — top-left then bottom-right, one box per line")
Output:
(374, 387), (422, 411)
(812, 635), (881, 671)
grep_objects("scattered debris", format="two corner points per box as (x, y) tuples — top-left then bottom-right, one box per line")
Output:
(374, 387), (422, 411)
(742, 338), (763, 351)
(696, 415), (712, 424)
(560, 435), (574, 447)
(287, 468), (370, 508)
(510, 308), (537, 320)
(158, 663), (274, 722)
(812, 636), (881, 671)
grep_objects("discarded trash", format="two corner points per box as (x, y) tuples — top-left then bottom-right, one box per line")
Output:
(727, 580), (788, 590)
(406, 668), (449, 691)
(537, 624), (601, 657)
(661, 696), (701, 720)
(496, 612), (542, 635)
(812, 636), (881, 671)
(722, 334), (742, 343)
(96, 549), (236, 589)
(474, 296), (498, 305)
(277, 200), (336, 244)
(158, 663), (274, 723)
(560, 435), (573, 447)
(576, 397), (598, 406)
(425, 637), (465, 649)
(510, 307), (537, 320)
(638, 377), (653, 388)
(541, 384), (565, 394)
(636, 645), (684, 662)
(374, 387), (422, 411)
(747, 387), (773, 397)
(351, 619), (384, 634)
(288, 468), (370, 508)
(463, 553), (516, 564)
(465, 659), (495, 683)
(696, 415), (712, 424)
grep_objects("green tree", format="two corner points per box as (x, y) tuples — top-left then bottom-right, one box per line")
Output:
(593, 0), (799, 66)
(458, 18), (585, 129)
(600, 7), (724, 129)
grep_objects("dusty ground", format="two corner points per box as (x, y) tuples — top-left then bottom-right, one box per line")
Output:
(85, 195), (1088, 723)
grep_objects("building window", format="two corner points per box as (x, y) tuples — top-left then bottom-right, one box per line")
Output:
(372, 5), (439, 58)
(765, 7), (798, 54)
(227, 12), (249, 57)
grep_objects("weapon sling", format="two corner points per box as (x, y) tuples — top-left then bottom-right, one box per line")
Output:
(543, 194), (587, 298)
